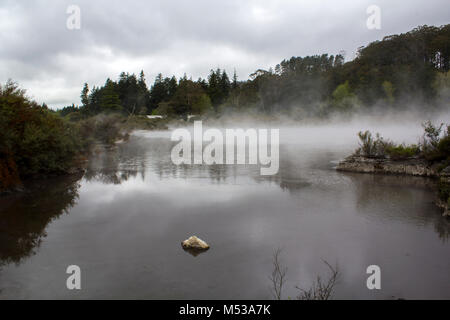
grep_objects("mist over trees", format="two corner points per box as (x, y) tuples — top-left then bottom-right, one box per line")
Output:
(58, 24), (450, 120)
(2, 24), (449, 192)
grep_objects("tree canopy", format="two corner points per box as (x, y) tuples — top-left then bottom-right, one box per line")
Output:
(58, 24), (450, 120)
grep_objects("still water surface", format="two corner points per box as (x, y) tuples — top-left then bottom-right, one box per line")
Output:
(1, 125), (449, 299)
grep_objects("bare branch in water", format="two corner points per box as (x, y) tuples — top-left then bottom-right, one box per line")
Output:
(269, 248), (287, 300)
(295, 260), (339, 300)
(269, 248), (340, 300)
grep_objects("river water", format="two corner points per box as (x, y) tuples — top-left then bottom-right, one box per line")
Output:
(1, 124), (449, 299)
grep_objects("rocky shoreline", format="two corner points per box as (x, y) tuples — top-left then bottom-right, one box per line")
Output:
(336, 156), (441, 176)
(337, 156), (450, 217)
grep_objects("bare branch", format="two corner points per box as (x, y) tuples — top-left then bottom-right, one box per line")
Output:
(269, 248), (287, 300)
(295, 260), (339, 300)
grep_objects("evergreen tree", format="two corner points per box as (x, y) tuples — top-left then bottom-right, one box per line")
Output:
(220, 70), (231, 100)
(81, 83), (89, 107)
(232, 70), (238, 89)
(167, 76), (178, 98)
(150, 73), (169, 111)
(100, 79), (122, 112)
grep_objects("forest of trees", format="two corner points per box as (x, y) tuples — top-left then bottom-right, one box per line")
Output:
(2, 24), (450, 191)
(60, 24), (450, 120)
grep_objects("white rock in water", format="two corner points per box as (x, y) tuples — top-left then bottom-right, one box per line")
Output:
(181, 236), (210, 250)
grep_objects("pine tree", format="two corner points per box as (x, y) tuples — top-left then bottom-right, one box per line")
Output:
(232, 69), (238, 89)
(81, 83), (89, 107)
(100, 79), (122, 112)
(167, 76), (178, 98)
(138, 70), (147, 90)
(220, 70), (231, 99)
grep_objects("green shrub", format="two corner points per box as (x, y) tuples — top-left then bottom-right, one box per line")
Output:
(356, 123), (449, 162)
(16, 111), (82, 176)
(0, 81), (83, 184)
(422, 123), (450, 162)
(121, 115), (169, 131)
(76, 114), (128, 145)
(385, 144), (420, 160)
(356, 130), (392, 158)
(356, 131), (377, 157)
(434, 133), (450, 161)
(438, 179), (450, 203)
(332, 81), (359, 112)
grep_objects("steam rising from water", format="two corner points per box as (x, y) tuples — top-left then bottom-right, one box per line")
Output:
(138, 110), (450, 150)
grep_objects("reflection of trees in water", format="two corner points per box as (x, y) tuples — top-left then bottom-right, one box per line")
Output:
(84, 167), (139, 185)
(254, 148), (311, 193)
(84, 144), (144, 184)
(154, 143), (313, 192)
(256, 172), (310, 193)
(0, 172), (83, 266)
(434, 218), (450, 242)
(95, 136), (311, 193)
(102, 138), (313, 192)
(344, 172), (450, 242)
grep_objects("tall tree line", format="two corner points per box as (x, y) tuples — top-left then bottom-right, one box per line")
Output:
(61, 24), (450, 119)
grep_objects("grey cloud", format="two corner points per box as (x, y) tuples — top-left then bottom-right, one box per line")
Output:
(0, 0), (448, 108)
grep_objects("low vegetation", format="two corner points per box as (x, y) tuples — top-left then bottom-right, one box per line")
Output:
(0, 81), (163, 193)
(0, 81), (83, 192)
(295, 261), (339, 301)
(421, 121), (450, 162)
(355, 121), (450, 162)
(438, 179), (450, 205)
(354, 121), (450, 214)
(269, 249), (287, 300)
(120, 115), (169, 131)
(269, 249), (339, 300)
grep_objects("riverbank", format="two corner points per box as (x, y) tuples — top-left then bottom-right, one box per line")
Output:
(0, 155), (88, 195)
(337, 155), (450, 217)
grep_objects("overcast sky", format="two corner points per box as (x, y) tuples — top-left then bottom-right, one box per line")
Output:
(0, 0), (448, 109)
